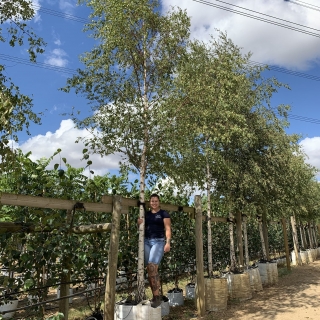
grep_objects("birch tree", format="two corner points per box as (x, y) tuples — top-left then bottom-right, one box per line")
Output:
(63, 0), (190, 302)
(166, 33), (303, 268)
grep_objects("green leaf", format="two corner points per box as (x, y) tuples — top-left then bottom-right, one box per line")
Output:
(24, 278), (34, 290)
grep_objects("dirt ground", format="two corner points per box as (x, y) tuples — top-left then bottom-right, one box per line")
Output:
(15, 259), (320, 319)
(181, 259), (320, 320)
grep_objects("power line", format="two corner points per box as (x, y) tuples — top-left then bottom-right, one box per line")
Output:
(19, 3), (320, 83)
(1, 54), (320, 125)
(213, 0), (320, 33)
(287, 0), (320, 12)
(2, 52), (320, 84)
(192, 0), (320, 38)
(2, 5), (320, 127)
(287, 114), (320, 124)
(248, 61), (320, 82)
(0, 54), (76, 75)
(23, 4), (320, 83)
(273, 107), (320, 124)
(32, 4), (89, 24)
(33, 2), (320, 40)
(12, 0), (320, 81)
(8, 3), (89, 24)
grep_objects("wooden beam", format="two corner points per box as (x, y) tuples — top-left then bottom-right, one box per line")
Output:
(101, 195), (195, 214)
(0, 222), (112, 234)
(72, 223), (112, 234)
(202, 216), (228, 223)
(0, 193), (113, 212)
(0, 192), (194, 217)
(159, 203), (195, 214)
(0, 222), (35, 233)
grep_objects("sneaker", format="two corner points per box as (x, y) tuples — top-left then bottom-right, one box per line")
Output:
(151, 296), (162, 308)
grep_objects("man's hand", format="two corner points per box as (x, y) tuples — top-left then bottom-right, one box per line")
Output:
(164, 243), (171, 253)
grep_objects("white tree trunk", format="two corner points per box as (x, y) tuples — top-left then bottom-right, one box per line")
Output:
(307, 223), (314, 248)
(136, 45), (149, 302)
(299, 224), (306, 250)
(258, 221), (267, 260)
(312, 222), (318, 247)
(242, 216), (249, 267)
(229, 212), (236, 272)
(301, 224), (308, 250)
(137, 158), (147, 302)
(290, 216), (302, 265)
(206, 163), (213, 276)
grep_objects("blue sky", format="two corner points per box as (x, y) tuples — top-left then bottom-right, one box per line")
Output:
(2, 0), (320, 179)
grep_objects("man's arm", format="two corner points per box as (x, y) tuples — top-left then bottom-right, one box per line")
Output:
(164, 218), (171, 252)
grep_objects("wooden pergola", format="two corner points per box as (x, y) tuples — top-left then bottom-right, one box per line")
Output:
(0, 193), (206, 319)
(0, 192), (295, 319)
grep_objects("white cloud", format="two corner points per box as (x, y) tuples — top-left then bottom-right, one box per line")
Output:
(162, 0), (320, 70)
(54, 39), (62, 46)
(53, 38), (61, 46)
(31, 0), (42, 22)
(16, 119), (123, 176)
(44, 48), (68, 67)
(13, 125), (320, 182)
(51, 29), (63, 46)
(300, 137), (320, 177)
(59, 0), (75, 15)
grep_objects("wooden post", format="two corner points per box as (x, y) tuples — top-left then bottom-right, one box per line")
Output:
(235, 211), (244, 267)
(242, 215), (249, 267)
(59, 210), (72, 320)
(290, 216), (301, 265)
(281, 218), (291, 271)
(262, 210), (270, 260)
(104, 195), (122, 320)
(195, 195), (205, 317)
(58, 270), (70, 320)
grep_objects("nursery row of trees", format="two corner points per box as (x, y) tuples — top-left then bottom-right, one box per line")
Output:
(61, 0), (320, 301)
(0, 161), (303, 319)
(1, 0), (320, 311)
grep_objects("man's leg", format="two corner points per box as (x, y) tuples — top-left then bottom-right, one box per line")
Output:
(147, 263), (161, 308)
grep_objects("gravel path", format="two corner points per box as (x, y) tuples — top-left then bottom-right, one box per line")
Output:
(211, 260), (320, 320)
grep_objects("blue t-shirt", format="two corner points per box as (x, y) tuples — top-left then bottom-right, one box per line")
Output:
(145, 209), (170, 239)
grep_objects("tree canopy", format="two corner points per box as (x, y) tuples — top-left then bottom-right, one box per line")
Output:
(0, 0), (45, 172)
(64, 0), (191, 302)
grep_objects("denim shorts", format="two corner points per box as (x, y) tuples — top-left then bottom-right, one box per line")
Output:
(144, 238), (165, 265)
